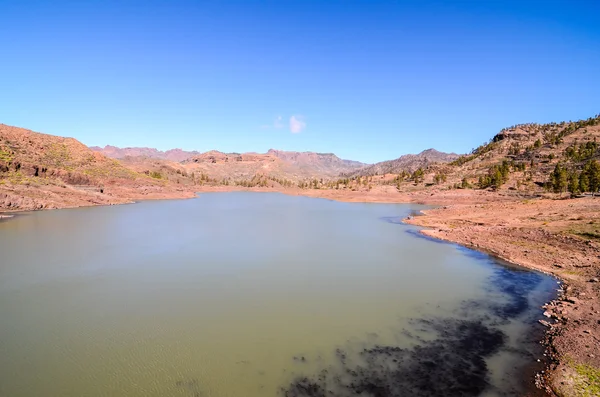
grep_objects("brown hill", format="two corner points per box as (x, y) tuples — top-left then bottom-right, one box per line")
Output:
(266, 149), (366, 175)
(345, 148), (459, 177)
(182, 151), (300, 183)
(92, 145), (366, 182)
(313, 115), (600, 195)
(431, 115), (600, 193)
(0, 124), (193, 210)
(90, 145), (200, 162)
(179, 149), (366, 183)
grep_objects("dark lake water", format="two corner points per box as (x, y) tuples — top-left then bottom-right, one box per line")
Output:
(0, 192), (557, 396)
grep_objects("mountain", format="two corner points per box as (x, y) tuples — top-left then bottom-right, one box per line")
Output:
(91, 145), (367, 180)
(435, 115), (600, 192)
(266, 149), (366, 175)
(0, 124), (193, 210)
(341, 115), (600, 194)
(181, 149), (367, 182)
(5, 114), (599, 210)
(345, 149), (459, 177)
(90, 145), (200, 162)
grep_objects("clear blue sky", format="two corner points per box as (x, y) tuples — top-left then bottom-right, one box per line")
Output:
(1, 0), (599, 163)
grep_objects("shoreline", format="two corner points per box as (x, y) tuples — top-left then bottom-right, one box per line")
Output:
(398, 196), (599, 396)
(1, 186), (598, 395)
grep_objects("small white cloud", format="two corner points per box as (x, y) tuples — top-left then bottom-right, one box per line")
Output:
(290, 115), (306, 133)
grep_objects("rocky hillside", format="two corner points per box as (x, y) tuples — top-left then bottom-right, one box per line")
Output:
(266, 149), (366, 175)
(176, 149), (365, 183)
(92, 145), (367, 182)
(0, 124), (193, 210)
(90, 145), (200, 162)
(297, 115), (600, 195)
(345, 149), (459, 177)
(433, 115), (600, 193)
(327, 115), (600, 195)
(182, 151), (303, 183)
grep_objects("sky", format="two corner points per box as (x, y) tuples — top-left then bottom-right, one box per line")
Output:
(1, 0), (599, 163)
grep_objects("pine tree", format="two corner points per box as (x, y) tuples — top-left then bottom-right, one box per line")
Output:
(589, 160), (600, 195)
(579, 171), (590, 193)
(551, 163), (568, 193)
(567, 171), (580, 195)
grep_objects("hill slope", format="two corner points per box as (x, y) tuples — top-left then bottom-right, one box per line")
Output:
(345, 149), (459, 177)
(434, 115), (600, 193)
(266, 149), (366, 175)
(180, 149), (367, 182)
(92, 145), (367, 182)
(0, 124), (193, 210)
(182, 151), (307, 183)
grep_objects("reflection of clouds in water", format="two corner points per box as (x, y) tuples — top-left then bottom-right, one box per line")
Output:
(281, 258), (549, 397)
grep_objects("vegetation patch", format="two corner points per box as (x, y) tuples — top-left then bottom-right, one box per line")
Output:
(0, 148), (13, 162)
(572, 230), (600, 240)
(149, 171), (163, 179)
(574, 363), (600, 397)
(43, 143), (72, 167)
(562, 362), (600, 397)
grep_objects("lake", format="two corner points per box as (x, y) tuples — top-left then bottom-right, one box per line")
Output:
(0, 192), (557, 397)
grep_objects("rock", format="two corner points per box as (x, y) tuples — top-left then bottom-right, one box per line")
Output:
(583, 330), (592, 334)
(539, 320), (552, 327)
(565, 297), (579, 304)
(543, 311), (552, 318)
(590, 277), (599, 283)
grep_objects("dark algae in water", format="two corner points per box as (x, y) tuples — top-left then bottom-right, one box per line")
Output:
(281, 250), (552, 397)
(281, 318), (505, 397)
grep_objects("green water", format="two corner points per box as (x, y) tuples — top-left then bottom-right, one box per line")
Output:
(0, 192), (556, 396)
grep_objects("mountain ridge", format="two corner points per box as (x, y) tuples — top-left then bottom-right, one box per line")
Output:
(344, 148), (460, 177)
(89, 145), (201, 162)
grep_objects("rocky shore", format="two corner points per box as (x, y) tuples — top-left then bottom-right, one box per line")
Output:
(399, 193), (600, 396)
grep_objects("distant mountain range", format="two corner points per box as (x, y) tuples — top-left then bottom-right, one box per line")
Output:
(92, 146), (368, 179)
(3, 114), (600, 212)
(89, 145), (201, 162)
(344, 149), (460, 177)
